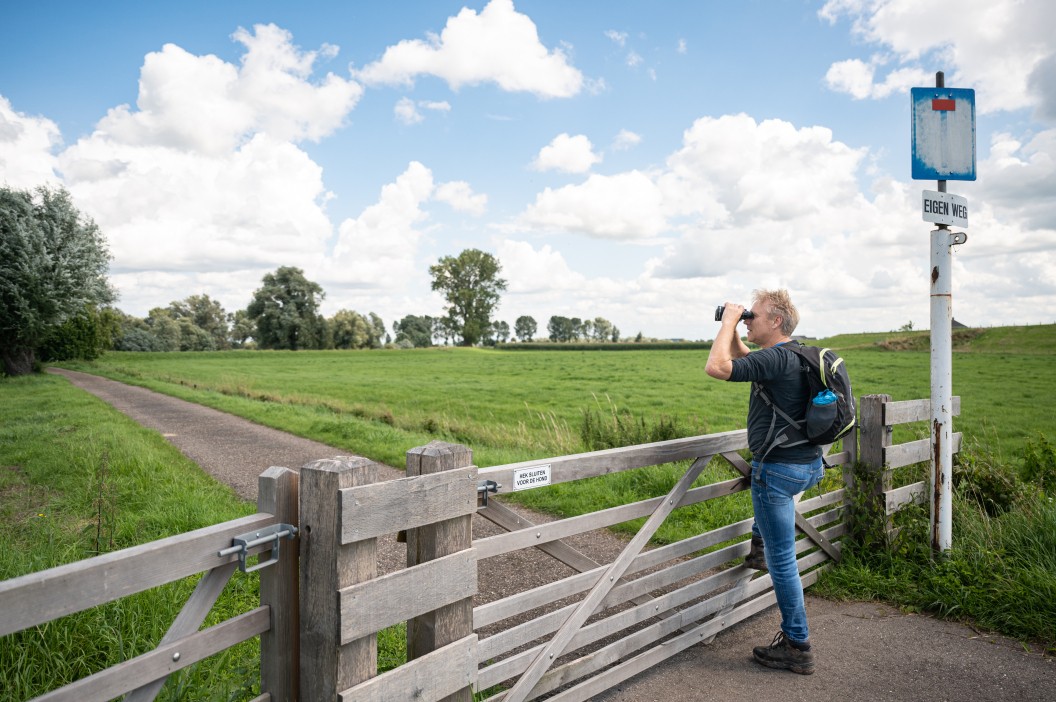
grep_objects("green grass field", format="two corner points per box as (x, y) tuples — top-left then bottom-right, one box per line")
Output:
(3, 324), (1054, 698)
(53, 325), (1056, 471)
(0, 374), (261, 701)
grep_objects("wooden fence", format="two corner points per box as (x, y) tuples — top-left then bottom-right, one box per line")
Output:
(0, 394), (958, 701)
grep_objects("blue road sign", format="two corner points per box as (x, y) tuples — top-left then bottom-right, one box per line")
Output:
(911, 87), (976, 181)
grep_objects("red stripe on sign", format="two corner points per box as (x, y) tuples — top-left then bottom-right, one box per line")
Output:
(932, 98), (956, 111)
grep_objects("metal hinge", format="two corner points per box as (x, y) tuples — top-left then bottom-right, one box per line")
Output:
(218, 523), (298, 573)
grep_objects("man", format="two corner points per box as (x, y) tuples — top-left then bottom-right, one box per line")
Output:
(705, 289), (823, 675)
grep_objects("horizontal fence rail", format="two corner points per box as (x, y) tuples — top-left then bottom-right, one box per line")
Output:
(3, 393), (962, 702)
(0, 465), (300, 702)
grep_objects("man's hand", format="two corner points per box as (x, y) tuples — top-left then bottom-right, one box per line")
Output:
(706, 301), (746, 380)
(721, 302), (746, 325)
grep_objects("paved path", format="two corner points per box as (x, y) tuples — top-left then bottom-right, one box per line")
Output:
(49, 368), (1055, 701)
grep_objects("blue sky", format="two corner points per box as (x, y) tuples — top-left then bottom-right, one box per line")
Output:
(2, 0), (1054, 339)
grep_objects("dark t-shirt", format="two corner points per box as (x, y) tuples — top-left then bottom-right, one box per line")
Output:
(729, 343), (821, 463)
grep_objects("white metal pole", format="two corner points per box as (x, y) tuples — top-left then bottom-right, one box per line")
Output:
(930, 224), (954, 553)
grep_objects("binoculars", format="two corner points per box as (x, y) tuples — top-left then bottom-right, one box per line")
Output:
(714, 305), (755, 322)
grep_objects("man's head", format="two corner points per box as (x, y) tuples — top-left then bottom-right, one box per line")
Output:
(745, 289), (799, 347)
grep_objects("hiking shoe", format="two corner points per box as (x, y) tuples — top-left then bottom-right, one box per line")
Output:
(744, 535), (767, 571)
(752, 631), (815, 675)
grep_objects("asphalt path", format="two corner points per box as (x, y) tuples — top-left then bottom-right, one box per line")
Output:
(49, 368), (1055, 701)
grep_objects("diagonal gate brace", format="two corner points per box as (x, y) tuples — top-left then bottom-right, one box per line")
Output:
(722, 452), (841, 562)
(500, 455), (713, 702)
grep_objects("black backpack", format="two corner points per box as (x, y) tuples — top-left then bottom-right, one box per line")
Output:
(753, 342), (856, 460)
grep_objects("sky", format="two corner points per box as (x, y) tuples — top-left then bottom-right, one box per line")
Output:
(2, 0), (1054, 340)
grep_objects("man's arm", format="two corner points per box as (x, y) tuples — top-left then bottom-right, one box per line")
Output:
(705, 303), (750, 380)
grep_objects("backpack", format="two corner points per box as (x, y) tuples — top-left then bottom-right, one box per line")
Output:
(752, 342), (856, 460)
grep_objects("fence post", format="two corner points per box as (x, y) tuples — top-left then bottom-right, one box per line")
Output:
(406, 441), (475, 702)
(258, 466), (300, 702)
(299, 457), (378, 700)
(856, 394), (893, 535)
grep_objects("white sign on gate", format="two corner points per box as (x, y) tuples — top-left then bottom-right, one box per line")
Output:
(513, 464), (551, 490)
(922, 190), (969, 228)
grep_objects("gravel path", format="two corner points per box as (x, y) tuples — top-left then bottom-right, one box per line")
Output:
(48, 367), (1056, 701)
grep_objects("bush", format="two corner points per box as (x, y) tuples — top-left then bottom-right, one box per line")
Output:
(954, 444), (1032, 516)
(1022, 434), (1056, 495)
(38, 306), (118, 362)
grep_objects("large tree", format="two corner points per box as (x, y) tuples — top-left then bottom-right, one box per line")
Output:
(393, 315), (435, 348)
(245, 266), (327, 350)
(0, 186), (115, 375)
(515, 315), (537, 342)
(167, 294), (230, 350)
(429, 249), (507, 347)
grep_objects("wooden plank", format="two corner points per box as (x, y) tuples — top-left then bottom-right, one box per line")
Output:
(886, 480), (927, 514)
(479, 526), (842, 693)
(474, 475), (745, 560)
(125, 560), (238, 702)
(341, 466), (477, 543)
(340, 549), (476, 643)
(0, 512), (274, 637)
(474, 516), (752, 630)
(405, 441), (476, 702)
(299, 457), (379, 701)
(477, 499), (603, 575)
(794, 512), (840, 562)
(477, 514), (845, 670)
(338, 634), (477, 702)
(885, 432), (963, 469)
(884, 396), (961, 426)
(520, 548), (837, 702)
(30, 607), (269, 702)
(258, 466), (300, 702)
(478, 541), (747, 663)
(478, 564), (750, 686)
(477, 430), (747, 492)
(499, 457), (711, 702)
(535, 565), (832, 702)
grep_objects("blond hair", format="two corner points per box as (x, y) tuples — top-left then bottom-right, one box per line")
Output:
(752, 289), (799, 336)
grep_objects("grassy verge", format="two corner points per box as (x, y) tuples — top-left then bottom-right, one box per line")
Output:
(815, 442), (1056, 654)
(0, 373), (263, 700)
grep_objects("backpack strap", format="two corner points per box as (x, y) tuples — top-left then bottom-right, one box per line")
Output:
(752, 382), (809, 463)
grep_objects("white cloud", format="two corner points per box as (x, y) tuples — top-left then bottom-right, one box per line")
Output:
(0, 96), (61, 188)
(435, 180), (487, 215)
(531, 133), (601, 173)
(95, 25), (361, 156)
(521, 170), (666, 239)
(353, 0), (584, 99)
(328, 161), (435, 289)
(626, 51), (643, 68)
(605, 30), (627, 48)
(611, 129), (642, 151)
(820, 0), (1056, 113)
(395, 97), (423, 124)
(677, 39), (687, 55)
(421, 100), (452, 113)
(38, 24), (363, 315)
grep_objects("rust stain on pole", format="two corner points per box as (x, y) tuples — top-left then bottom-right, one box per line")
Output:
(932, 418), (943, 552)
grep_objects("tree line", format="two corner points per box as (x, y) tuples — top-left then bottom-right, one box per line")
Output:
(1, 185), (633, 376)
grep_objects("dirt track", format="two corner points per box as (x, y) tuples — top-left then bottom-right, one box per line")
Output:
(49, 367), (1055, 701)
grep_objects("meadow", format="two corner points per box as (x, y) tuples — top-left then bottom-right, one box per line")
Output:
(2, 325), (1053, 698)
(52, 325), (1056, 472)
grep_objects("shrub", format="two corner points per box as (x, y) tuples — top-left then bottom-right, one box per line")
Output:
(954, 444), (1031, 516)
(1021, 434), (1056, 495)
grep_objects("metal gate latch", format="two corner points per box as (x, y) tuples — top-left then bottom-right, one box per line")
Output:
(218, 523), (298, 573)
(478, 480), (500, 506)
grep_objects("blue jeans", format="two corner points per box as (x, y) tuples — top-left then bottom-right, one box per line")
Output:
(749, 456), (825, 643)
